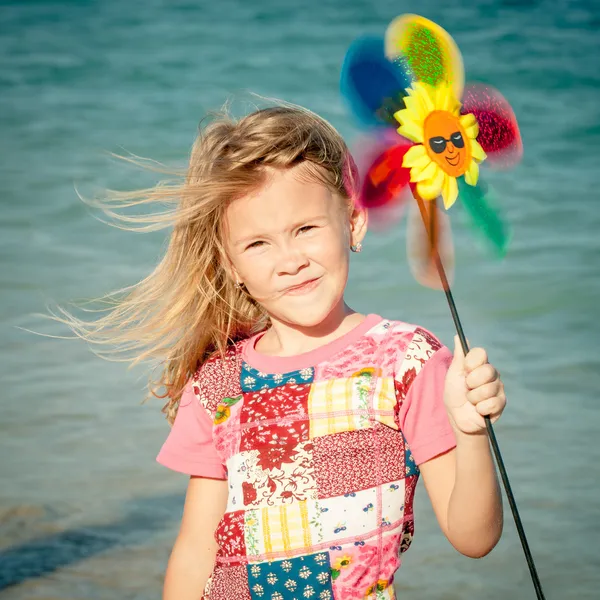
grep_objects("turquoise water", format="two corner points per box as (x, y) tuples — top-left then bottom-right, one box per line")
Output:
(1, 0), (599, 597)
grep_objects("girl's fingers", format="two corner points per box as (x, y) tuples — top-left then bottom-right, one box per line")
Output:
(464, 347), (488, 372)
(466, 380), (502, 405)
(474, 395), (506, 417)
(465, 363), (499, 389)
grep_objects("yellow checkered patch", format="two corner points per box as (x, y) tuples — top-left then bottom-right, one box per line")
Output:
(246, 500), (321, 556)
(308, 370), (397, 438)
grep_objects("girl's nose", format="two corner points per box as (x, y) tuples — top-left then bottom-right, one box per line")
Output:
(276, 244), (309, 276)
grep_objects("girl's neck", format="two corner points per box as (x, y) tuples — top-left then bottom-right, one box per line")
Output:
(255, 303), (366, 357)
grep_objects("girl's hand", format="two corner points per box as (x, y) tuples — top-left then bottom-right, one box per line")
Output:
(443, 336), (507, 435)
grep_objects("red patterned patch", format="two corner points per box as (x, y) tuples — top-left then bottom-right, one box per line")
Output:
(415, 327), (442, 352)
(394, 366), (418, 403)
(313, 424), (406, 498)
(205, 564), (251, 600)
(403, 474), (418, 516)
(232, 441), (317, 507)
(240, 383), (310, 424)
(193, 345), (244, 416)
(214, 510), (246, 559)
(400, 518), (415, 554)
(241, 420), (309, 457)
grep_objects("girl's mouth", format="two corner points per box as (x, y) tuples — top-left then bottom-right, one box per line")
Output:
(284, 277), (321, 295)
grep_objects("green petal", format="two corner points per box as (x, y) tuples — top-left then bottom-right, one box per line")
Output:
(458, 177), (511, 257)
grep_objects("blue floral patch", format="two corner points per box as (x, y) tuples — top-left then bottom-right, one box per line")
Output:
(241, 362), (315, 392)
(405, 447), (419, 477)
(246, 552), (333, 599)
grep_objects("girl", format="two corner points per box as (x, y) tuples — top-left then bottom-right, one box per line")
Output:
(66, 105), (506, 599)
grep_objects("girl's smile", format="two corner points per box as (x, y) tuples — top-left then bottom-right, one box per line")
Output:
(282, 276), (322, 295)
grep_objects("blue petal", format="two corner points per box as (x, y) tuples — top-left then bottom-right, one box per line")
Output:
(340, 36), (414, 128)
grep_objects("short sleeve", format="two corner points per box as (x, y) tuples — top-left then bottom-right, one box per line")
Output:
(156, 381), (226, 479)
(398, 346), (457, 465)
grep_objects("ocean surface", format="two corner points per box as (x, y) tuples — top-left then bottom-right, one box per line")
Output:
(1, 0), (599, 598)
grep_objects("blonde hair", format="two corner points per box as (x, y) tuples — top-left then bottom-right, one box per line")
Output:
(56, 103), (358, 423)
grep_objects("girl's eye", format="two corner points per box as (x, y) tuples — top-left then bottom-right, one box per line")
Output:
(298, 225), (315, 234)
(246, 240), (265, 250)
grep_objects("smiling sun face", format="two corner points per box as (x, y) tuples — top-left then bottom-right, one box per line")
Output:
(394, 82), (487, 208)
(423, 110), (471, 177)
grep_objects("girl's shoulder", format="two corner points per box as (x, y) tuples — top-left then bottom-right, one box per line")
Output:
(189, 340), (248, 415)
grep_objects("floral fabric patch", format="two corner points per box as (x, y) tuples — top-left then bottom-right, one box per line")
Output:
(241, 420), (310, 454)
(241, 383), (310, 424)
(205, 563), (251, 600)
(215, 510), (247, 561)
(329, 538), (400, 600)
(246, 552), (333, 600)
(194, 346), (243, 415)
(313, 425), (406, 498)
(241, 362), (314, 392)
(227, 442), (318, 509)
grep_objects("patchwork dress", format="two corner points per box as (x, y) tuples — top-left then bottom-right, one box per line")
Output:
(157, 314), (456, 599)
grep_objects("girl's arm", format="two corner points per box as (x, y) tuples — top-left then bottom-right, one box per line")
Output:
(416, 339), (506, 558)
(419, 434), (502, 558)
(163, 475), (228, 600)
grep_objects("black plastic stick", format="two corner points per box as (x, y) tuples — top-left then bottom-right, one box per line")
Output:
(413, 191), (545, 600)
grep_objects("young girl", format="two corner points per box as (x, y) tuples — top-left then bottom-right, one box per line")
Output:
(70, 104), (506, 599)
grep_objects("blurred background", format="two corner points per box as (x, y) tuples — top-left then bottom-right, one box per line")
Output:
(1, 0), (599, 598)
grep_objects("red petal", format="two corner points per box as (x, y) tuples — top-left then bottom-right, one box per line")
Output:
(461, 83), (523, 169)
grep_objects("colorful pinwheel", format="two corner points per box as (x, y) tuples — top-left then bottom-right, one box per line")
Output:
(341, 14), (522, 286)
(341, 16), (546, 600)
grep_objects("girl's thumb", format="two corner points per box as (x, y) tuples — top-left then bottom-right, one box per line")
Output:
(450, 334), (467, 370)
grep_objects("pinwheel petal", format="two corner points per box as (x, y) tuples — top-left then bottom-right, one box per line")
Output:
(357, 135), (413, 212)
(407, 197), (455, 290)
(341, 36), (414, 128)
(461, 82), (522, 168)
(385, 14), (464, 99)
(458, 177), (511, 256)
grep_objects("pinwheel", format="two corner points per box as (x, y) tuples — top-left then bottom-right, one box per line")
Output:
(341, 14), (545, 600)
(341, 14), (522, 288)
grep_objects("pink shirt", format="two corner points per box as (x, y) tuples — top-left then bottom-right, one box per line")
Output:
(157, 315), (456, 600)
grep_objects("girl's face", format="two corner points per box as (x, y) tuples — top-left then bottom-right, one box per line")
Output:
(225, 163), (367, 331)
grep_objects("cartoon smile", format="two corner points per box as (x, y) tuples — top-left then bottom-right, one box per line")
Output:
(445, 153), (460, 166)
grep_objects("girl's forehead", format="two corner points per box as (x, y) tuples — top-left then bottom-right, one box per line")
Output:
(226, 168), (339, 236)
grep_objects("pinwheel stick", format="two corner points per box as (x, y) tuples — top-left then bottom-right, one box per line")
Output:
(412, 190), (546, 600)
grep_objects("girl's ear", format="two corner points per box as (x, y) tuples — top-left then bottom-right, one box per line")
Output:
(221, 247), (242, 286)
(350, 204), (368, 247)
(227, 262), (242, 286)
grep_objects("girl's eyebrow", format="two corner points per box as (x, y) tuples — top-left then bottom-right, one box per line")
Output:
(234, 216), (329, 247)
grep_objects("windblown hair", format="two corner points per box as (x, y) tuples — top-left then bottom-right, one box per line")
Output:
(56, 103), (358, 423)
